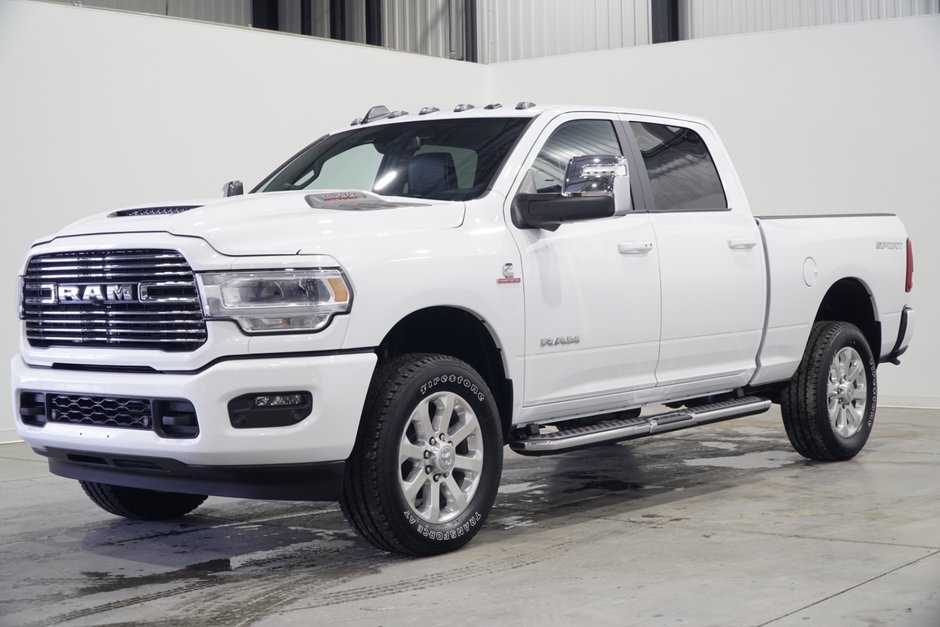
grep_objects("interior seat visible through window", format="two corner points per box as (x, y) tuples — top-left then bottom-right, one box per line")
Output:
(407, 153), (458, 196)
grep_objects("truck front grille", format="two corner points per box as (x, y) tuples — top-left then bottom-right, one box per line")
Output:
(21, 249), (207, 352)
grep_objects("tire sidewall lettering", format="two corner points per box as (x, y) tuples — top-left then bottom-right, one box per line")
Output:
(419, 371), (486, 402)
(403, 510), (483, 541)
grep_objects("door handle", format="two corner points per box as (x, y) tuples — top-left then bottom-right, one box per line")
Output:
(618, 241), (654, 255)
(727, 237), (758, 250)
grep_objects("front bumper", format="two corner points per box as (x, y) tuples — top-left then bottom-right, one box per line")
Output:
(11, 351), (377, 468)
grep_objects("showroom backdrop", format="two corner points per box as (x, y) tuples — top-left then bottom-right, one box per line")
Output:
(0, 0), (937, 439)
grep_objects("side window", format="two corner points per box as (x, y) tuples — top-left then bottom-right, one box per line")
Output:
(630, 122), (727, 211)
(526, 120), (622, 194)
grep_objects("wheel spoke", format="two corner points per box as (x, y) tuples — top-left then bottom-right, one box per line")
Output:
(410, 401), (434, 442)
(837, 351), (849, 378)
(853, 381), (866, 398)
(403, 474), (428, 505)
(399, 441), (426, 465)
(443, 476), (468, 512)
(427, 481), (442, 522)
(836, 407), (847, 434)
(435, 393), (456, 432)
(846, 402), (864, 427)
(846, 358), (863, 381)
(453, 452), (483, 474)
(450, 417), (478, 446)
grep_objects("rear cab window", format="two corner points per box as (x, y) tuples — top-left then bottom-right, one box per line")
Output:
(629, 121), (727, 211)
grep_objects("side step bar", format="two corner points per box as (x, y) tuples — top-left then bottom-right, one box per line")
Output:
(509, 396), (772, 456)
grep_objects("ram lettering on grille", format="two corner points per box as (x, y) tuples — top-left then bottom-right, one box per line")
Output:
(56, 284), (136, 303)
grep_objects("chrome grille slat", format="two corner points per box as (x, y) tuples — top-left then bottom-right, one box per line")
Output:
(26, 318), (204, 326)
(26, 261), (191, 268)
(26, 326), (207, 334)
(21, 309), (201, 317)
(32, 253), (186, 263)
(23, 336), (202, 344)
(22, 249), (207, 352)
(23, 272), (192, 280)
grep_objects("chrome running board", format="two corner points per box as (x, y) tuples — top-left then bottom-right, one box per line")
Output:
(509, 396), (772, 456)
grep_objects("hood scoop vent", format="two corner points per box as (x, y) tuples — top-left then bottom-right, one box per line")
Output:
(305, 191), (428, 211)
(110, 205), (201, 217)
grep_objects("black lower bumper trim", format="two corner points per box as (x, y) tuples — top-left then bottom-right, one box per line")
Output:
(40, 447), (345, 501)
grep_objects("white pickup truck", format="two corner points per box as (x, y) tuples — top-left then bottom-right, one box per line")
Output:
(12, 104), (914, 555)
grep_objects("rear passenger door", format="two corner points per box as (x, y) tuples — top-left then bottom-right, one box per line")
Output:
(621, 116), (766, 392)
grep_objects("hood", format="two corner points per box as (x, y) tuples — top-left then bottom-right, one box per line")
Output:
(46, 191), (466, 255)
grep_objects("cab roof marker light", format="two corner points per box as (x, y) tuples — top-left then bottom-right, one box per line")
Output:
(454, 104), (475, 112)
(515, 101), (536, 110)
(362, 105), (391, 124)
(350, 118), (363, 126)
(484, 103), (502, 110)
(419, 106), (440, 115)
(388, 110), (409, 118)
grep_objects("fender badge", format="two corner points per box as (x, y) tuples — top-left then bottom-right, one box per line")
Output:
(497, 262), (521, 284)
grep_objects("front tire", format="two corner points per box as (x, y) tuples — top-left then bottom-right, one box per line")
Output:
(80, 481), (207, 520)
(781, 321), (877, 460)
(341, 354), (503, 556)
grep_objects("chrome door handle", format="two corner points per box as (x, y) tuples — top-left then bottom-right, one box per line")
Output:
(618, 241), (654, 255)
(727, 238), (757, 250)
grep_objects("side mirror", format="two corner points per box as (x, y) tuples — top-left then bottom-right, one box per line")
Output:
(511, 154), (630, 231)
(562, 155), (631, 215)
(222, 180), (244, 197)
(512, 193), (614, 231)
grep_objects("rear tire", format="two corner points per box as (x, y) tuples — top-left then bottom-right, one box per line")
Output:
(340, 354), (503, 556)
(780, 321), (877, 461)
(80, 481), (207, 520)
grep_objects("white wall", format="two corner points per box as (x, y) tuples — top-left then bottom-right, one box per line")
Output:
(490, 14), (940, 408)
(0, 0), (487, 439)
(0, 1), (937, 439)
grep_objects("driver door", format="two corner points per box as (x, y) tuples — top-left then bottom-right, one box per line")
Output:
(507, 113), (662, 411)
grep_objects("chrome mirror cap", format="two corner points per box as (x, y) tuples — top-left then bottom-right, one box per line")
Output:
(562, 155), (631, 215)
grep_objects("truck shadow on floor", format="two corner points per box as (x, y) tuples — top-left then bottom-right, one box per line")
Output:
(77, 420), (803, 564)
(485, 423), (805, 536)
(7, 422), (821, 626)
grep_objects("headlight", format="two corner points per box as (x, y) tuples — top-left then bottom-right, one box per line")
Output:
(196, 269), (351, 333)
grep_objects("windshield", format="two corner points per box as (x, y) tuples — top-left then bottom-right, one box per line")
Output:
(256, 117), (531, 201)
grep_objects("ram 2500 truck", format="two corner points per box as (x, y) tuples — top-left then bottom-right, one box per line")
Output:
(12, 104), (914, 555)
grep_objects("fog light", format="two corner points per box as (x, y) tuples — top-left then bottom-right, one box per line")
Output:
(254, 394), (306, 408)
(228, 391), (312, 429)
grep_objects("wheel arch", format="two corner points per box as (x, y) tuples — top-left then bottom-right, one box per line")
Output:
(377, 306), (513, 441)
(814, 277), (880, 359)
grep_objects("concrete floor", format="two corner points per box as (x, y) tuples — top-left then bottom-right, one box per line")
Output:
(1, 406), (938, 627)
